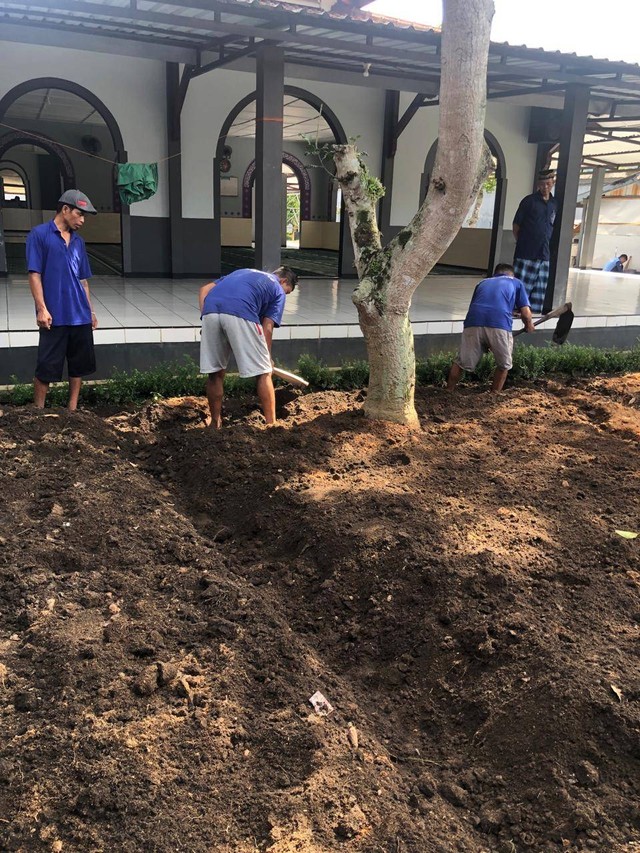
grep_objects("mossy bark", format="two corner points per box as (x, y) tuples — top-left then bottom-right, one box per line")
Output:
(355, 284), (419, 427)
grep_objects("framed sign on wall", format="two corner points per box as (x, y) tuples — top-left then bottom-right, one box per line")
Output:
(221, 176), (238, 197)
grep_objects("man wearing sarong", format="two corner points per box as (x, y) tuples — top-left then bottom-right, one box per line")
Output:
(512, 169), (557, 313)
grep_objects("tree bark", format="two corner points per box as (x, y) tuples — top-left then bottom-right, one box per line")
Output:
(333, 0), (495, 427)
(358, 304), (419, 427)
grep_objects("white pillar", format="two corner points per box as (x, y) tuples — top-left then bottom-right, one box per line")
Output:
(578, 166), (605, 268)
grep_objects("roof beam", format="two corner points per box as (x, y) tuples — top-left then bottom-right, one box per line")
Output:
(192, 40), (261, 77)
(585, 131), (640, 149)
(588, 117), (640, 126)
(487, 82), (567, 100)
(486, 63), (640, 95)
(279, 54), (442, 88)
(0, 1), (447, 72)
(0, 19), (198, 63)
(583, 155), (630, 167)
(0, 2), (214, 44)
(396, 93), (429, 138)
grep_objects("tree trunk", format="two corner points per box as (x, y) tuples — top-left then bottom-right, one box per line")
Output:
(330, 0), (494, 427)
(355, 279), (418, 427)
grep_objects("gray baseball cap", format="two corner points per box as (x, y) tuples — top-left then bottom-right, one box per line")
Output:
(58, 189), (97, 215)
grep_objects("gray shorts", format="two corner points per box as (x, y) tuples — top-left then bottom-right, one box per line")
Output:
(456, 326), (514, 371)
(200, 313), (272, 378)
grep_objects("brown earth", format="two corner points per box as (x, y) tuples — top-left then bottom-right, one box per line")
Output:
(0, 375), (639, 853)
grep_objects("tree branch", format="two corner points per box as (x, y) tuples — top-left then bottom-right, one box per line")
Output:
(386, 0), (495, 303)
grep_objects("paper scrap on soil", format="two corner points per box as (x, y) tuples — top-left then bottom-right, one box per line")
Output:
(309, 690), (334, 716)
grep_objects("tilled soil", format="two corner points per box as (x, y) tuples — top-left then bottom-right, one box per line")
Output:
(0, 376), (639, 853)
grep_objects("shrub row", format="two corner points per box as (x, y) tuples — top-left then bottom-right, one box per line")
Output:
(2, 344), (639, 407)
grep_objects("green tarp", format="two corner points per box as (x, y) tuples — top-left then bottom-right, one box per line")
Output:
(116, 163), (158, 205)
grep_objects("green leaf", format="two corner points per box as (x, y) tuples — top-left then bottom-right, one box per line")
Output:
(615, 530), (638, 539)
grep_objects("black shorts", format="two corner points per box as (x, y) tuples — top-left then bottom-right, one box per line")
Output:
(35, 324), (96, 383)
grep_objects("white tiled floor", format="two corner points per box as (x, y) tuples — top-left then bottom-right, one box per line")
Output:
(2, 269), (640, 347)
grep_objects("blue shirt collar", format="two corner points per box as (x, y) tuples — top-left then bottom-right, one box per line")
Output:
(48, 218), (79, 243)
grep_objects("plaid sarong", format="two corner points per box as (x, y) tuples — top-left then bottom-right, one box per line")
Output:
(513, 257), (549, 313)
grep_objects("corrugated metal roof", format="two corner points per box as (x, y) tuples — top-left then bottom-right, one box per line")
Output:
(2, 0), (639, 74)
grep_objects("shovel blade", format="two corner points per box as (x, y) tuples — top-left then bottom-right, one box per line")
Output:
(552, 309), (574, 345)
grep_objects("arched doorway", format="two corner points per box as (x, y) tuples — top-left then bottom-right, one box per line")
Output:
(0, 78), (129, 276)
(283, 165), (301, 248)
(0, 161), (30, 206)
(0, 133), (76, 275)
(0, 131), (76, 191)
(420, 130), (507, 275)
(215, 86), (348, 278)
(241, 151), (311, 222)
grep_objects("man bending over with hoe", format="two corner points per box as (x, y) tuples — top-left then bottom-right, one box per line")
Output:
(447, 263), (535, 393)
(199, 266), (298, 427)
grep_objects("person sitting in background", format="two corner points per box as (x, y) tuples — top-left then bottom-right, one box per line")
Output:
(447, 263), (535, 394)
(603, 253), (629, 273)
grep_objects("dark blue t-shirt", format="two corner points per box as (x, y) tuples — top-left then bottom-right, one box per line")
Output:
(26, 220), (92, 326)
(464, 275), (530, 332)
(513, 191), (557, 261)
(202, 269), (286, 326)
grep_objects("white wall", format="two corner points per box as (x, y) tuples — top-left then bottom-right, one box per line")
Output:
(0, 41), (168, 218)
(390, 95), (437, 226)
(180, 67), (385, 220)
(181, 68), (255, 220)
(390, 97), (537, 227)
(284, 76), (385, 180)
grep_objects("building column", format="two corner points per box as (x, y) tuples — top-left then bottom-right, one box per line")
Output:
(166, 62), (183, 277)
(255, 45), (284, 271)
(379, 90), (399, 239)
(116, 148), (132, 276)
(545, 84), (591, 312)
(577, 166), (605, 268)
(0, 174), (6, 276)
(533, 143), (554, 191)
(487, 176), (507, 274)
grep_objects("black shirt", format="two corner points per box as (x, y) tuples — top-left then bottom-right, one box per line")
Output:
(513, 191), (557, 261)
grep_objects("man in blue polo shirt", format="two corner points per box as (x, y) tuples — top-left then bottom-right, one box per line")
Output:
(199, 266), (298, 427)
(603, 253), (629, 273)
(513, 169), (557, 313)
(26, 189), (98, 410)
(447, 263), (535, 393)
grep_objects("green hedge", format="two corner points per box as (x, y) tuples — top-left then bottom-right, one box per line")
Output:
(2, 344), (639, 407)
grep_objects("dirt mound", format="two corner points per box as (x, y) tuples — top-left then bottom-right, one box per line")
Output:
(1, 377), (639, 852)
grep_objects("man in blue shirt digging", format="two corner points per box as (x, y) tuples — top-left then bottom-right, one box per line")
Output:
(447, 263), (535, 393)
(26, 189), (98, 410)
(199, 266), (298, 427)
